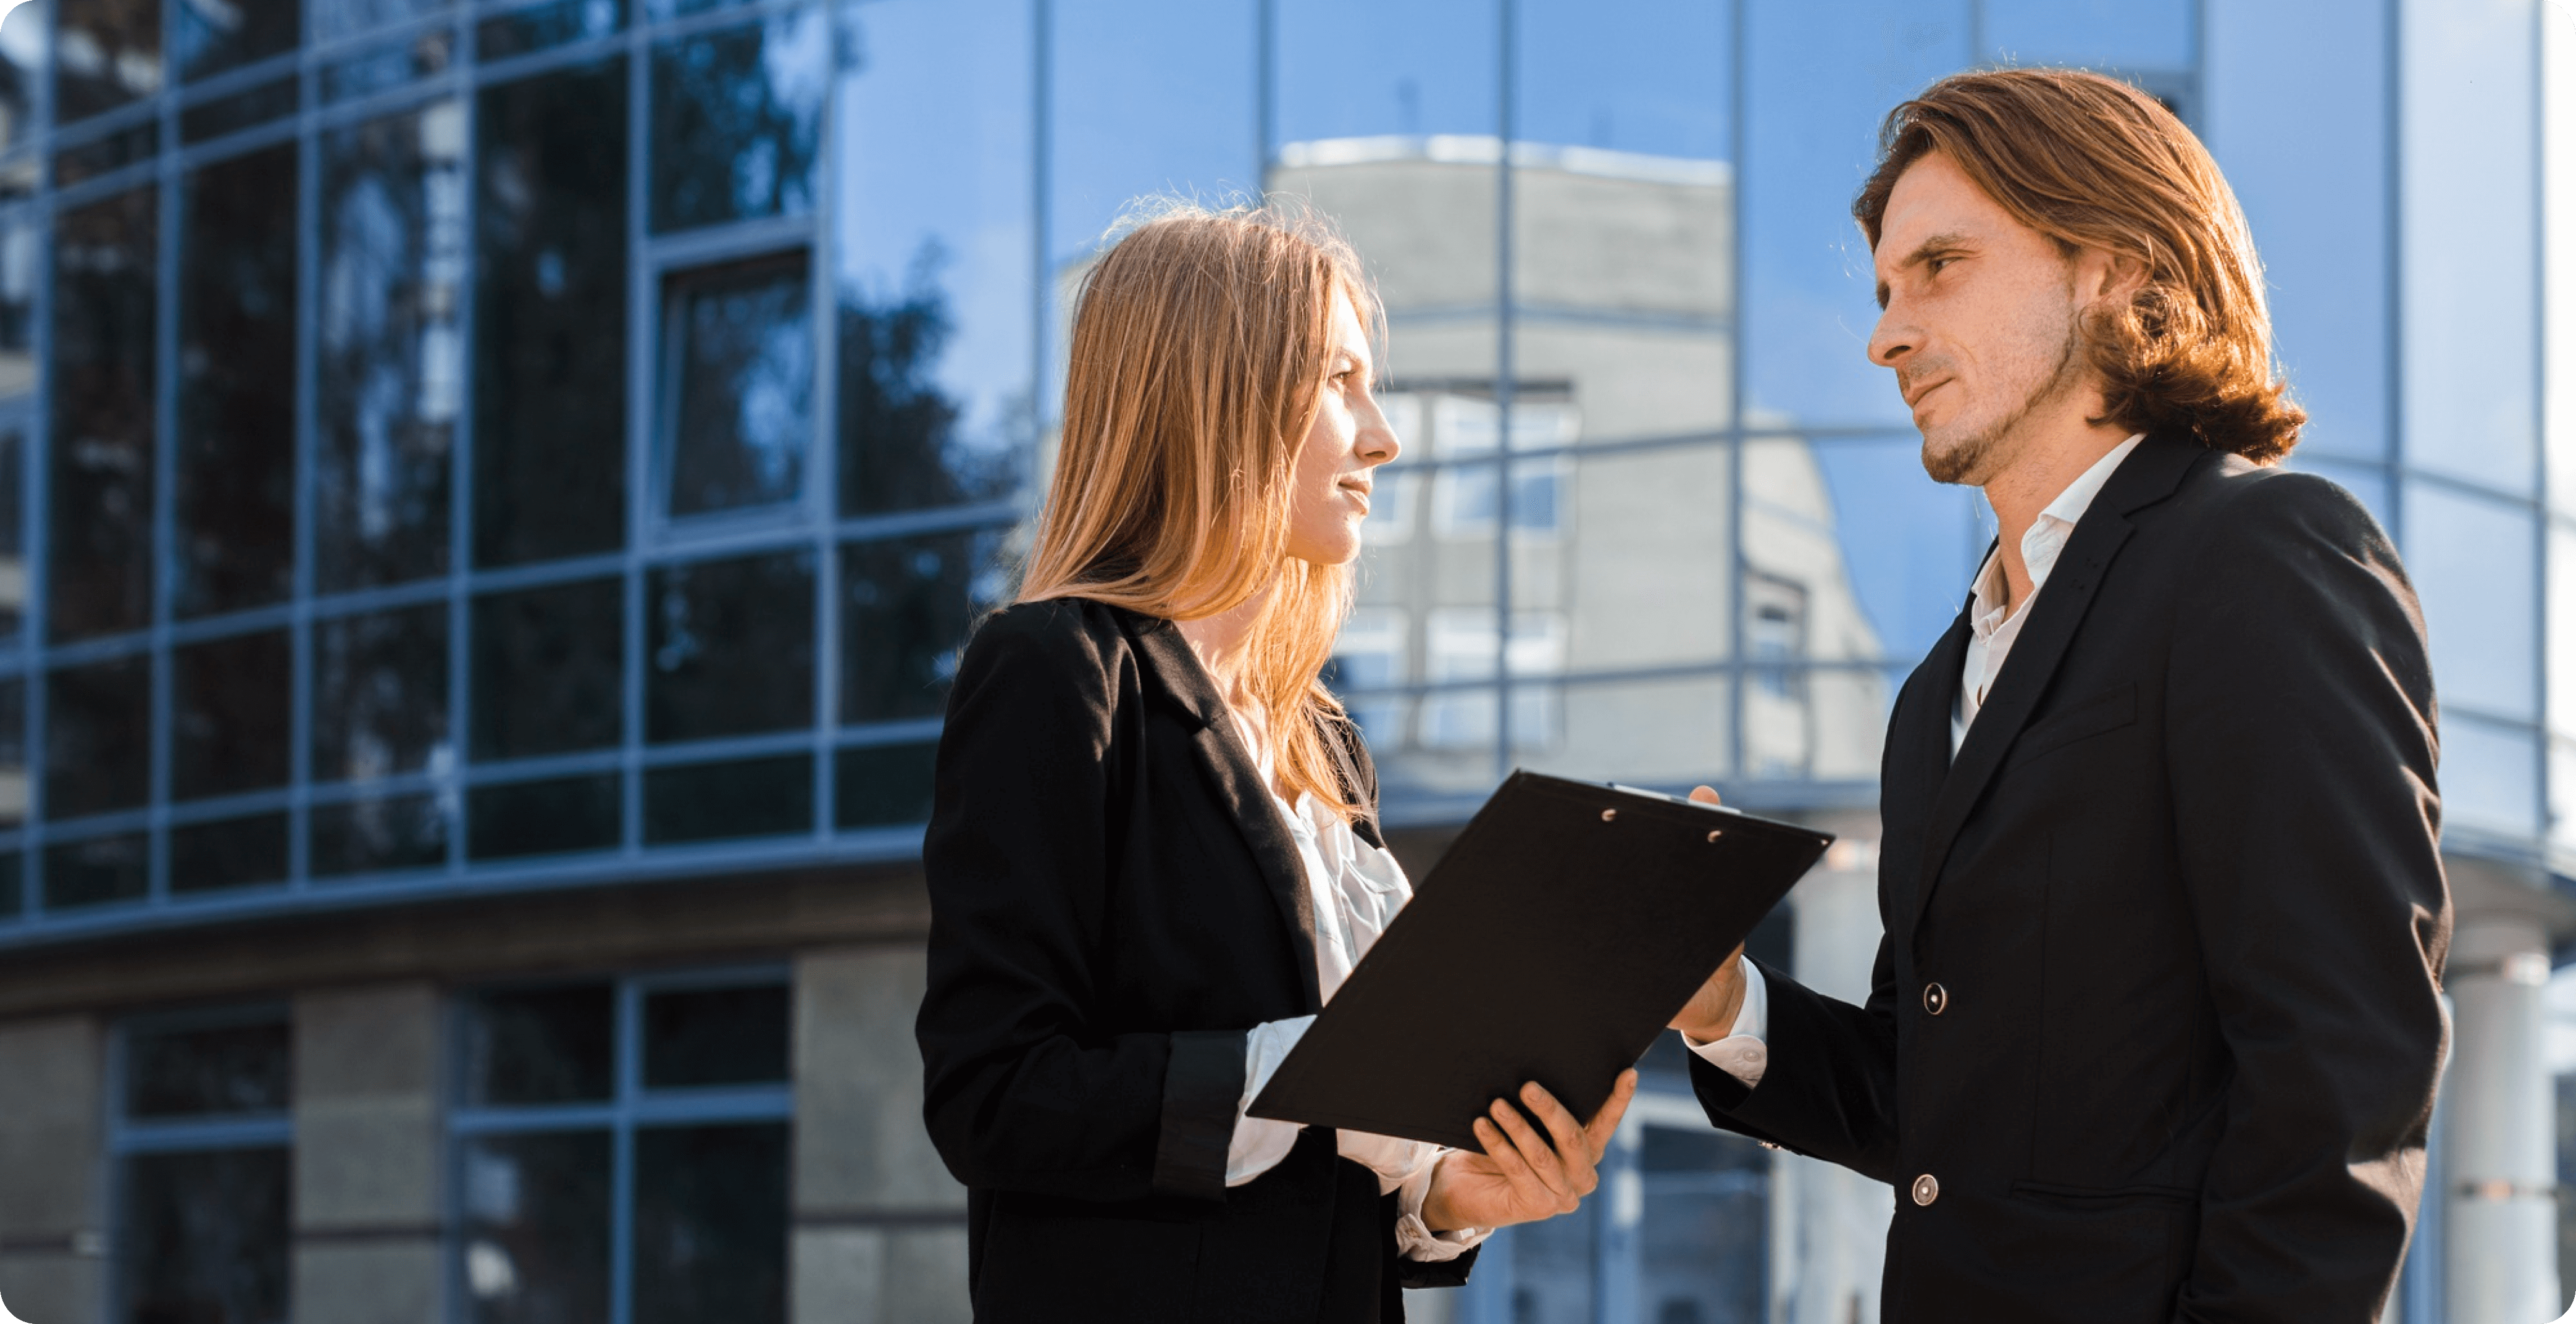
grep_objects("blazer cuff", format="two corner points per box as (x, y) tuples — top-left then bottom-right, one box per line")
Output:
(1152, 1029), (1248, 1202)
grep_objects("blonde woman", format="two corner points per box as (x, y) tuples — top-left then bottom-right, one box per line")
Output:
(915, 203), (1636, 1322)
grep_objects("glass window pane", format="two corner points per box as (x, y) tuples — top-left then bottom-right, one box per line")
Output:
(643, 753), (811, 844)
(461, 983), (613, 1105)
(0, 852), (21, 919)
(834, 0), (1031, 516)
(311, 791), (450, 876)
(49, 188), (157, 641)
(470, 577), (622, 760)
(1743, 0), (1970, 432)
(46, 653), (150, 818)
(1796, 437), (1987, 667)
(178, 74), (298, 143)
(56, 0), (162, 121)
(632, 1123), (788, 1324)
(1048, 0), (1257, 269)
(2443, 714), (2541, 840)
(125, 1014), (290, 1116)
(319, 99), (466, 592)
(661, 252), (813, 518)
(473, 59), (629, 568)
(170, 812), (288, 894)
(177, 143), (299, 618)
(0, 7), (38, 151)
(54, 121), (158, 186)
(315, 0), (450, 44)
(648, 551), (813, 742)
(459, 1131), (612, 1324)
(0, 421), (22, 643)
(172, 629), (291, 800)
(648, 14), (825, 234)
(1637, 1126), (1769, 1324)
(117, 1149), (291, 1324)
(44, 830), (147, 908)
(178, 0), (299, 82)
(1517, 674), (1735, 786)
(642, 984), (788, 1087)
(2555, 522), (2576, 740)
(2406, 483), (2537, 723)
(474, 0), (620, 62)
(314, 603), (452, 782)
(839, 527), (1005, 724)
(1274, 0), (1495, 143)
(322, 27), (457, 101)
(0, 212), (36, 397)
(466, 773), (621, 860)
(833, 740), (932, 828)
(0, 675), (22, 825)
(1981, 0), (2193, 69)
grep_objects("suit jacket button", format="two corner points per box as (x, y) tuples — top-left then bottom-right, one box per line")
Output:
(1923, 982), (1948, 1016)
(1912, 1173), (1939, 1207)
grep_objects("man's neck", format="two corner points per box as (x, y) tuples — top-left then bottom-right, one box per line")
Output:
(1981, 417), (2138, 611)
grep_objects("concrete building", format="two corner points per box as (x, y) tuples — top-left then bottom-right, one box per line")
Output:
(0, 0), (2559, 1322)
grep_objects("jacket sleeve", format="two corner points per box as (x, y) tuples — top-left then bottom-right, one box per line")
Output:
(914, 605), (1248, 1204)
(1686, 940), (1904, 1185)
(2164, 472), (2448, 1322)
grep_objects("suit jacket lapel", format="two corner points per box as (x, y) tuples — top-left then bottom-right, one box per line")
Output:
(1908, 437), (2203, 937)
(1883, 603), (1972, 943)
(1123, 610), (1325, 1011)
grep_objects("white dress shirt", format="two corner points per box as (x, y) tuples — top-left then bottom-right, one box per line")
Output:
(1223, 719), (1489, 1262)
(1689, 434), (2146, 1085)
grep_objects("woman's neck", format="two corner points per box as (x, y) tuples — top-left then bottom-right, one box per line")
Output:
(1176, 583), (1275, 708)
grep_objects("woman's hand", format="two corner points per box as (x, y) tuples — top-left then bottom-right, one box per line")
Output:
(1421, 1069), (1639, 1231)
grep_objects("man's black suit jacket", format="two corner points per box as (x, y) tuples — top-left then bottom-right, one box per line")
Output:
(916, 597), (1472, 1323)
(1693, 435), (2451, 1322)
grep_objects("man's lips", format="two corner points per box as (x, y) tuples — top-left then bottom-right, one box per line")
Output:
(1903, 377), (1952, 410)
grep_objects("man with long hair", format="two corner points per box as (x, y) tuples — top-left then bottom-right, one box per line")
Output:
(1666, 69), (2448, 1320)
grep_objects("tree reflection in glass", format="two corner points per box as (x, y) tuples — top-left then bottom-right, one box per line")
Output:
(835, 251), (1014, 514)
(49, 188), (156, 640)
(648, 12), (825, 234)
(176, 143), (299, 617)
(312, 603), (450, 782)
(660, 253), (811, 518)
(55, 0), (162, 121)
(177, 0), (300, 83)
(319, 99), (465, 591)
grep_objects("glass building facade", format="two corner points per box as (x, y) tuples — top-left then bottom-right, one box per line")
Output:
(0, 0), (2557, 1321)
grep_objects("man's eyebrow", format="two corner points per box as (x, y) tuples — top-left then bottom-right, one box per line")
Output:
(1875, 230), (1975, 309)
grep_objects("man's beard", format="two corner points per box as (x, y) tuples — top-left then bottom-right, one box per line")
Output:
(1919, 321), (2086, 486)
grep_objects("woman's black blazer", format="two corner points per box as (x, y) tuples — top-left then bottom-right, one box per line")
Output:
(916, 598), (1474, 1322)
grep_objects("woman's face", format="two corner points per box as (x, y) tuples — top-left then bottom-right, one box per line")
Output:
(1284, 287), (1400, 566)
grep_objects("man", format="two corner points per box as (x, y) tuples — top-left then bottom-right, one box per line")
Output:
(1669, 69), (2449, 1321)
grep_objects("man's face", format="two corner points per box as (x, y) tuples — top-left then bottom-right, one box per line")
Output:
(1867, 151), (2091, 485)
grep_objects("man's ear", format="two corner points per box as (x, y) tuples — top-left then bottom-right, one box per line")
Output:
(2074, 245), (2148, 309)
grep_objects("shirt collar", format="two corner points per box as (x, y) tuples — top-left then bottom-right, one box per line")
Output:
(1967, 434), (2145, 635)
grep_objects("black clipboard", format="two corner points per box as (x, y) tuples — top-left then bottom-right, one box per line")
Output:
(1247, 770), (1831, 1150)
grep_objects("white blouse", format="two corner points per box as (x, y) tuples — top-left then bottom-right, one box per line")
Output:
(1222, 717), (1488, 1262)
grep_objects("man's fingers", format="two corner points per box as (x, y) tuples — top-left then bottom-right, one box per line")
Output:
(1520, 1082), (1597, 1194)
(1488, 1096), (1575, 1200)
(1584, 1070), (1640, 1155)
(1471, 1115), (1552, 1207)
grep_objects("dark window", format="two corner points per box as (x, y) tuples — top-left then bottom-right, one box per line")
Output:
(834, 740), (934, 828)
(642, 984), (788, 1088)
(473, 59), (629, 568)
(53, 121), (159, 185)
(0, 7), (36, 150)
(314, 0), (451, 44)
(171, 629), (291, 801)
(311, 792), (450, 876)
(125, 1016), (292, 1117)
(46, 653), (150, 818)
(643, 755), (811, 845)
(0, 422), (27, 641)
(117, 1148), (293, 1324)
(170, 812), (288, 894)
(648, 15), (824, 234)
(317, 100), (464, 592)
(0, 852), (22, 918)
(633, 1123), (788, 1324)
(475, 0), (622, 61)
(660, 252), (813, 518)
(840, 527), (1003, 723)
(176, 144), (301, 618)
(0, 213), (34, 396)
(44, 831), (148, 908)
(49, 189), (157, 641)
(313, 603), (451, 782)
(459, 1131), (613, 1324)
(178, 75), (299, 143)
(55, 0), (162, 121)
(462, 983), (614, 1106)
(470, 577), (623, 760)
(177, 0), (300, 82)
(0, 674), (24, 826)
(322, 27), (454, 102)
(467, 773), (621, 860)
(647, 551), (813, 742)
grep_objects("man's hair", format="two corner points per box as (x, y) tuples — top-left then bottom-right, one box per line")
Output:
(1854, 69), (2306, 463)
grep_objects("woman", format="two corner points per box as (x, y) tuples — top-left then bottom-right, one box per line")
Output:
(916, 201), (1636, 1322)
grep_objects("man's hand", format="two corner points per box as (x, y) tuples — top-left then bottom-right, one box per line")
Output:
(1669, 786), (1747, 1042)
(1421, 1070), (1638, 1232)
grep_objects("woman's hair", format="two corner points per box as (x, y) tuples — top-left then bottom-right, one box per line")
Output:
(1019, 199), (1379, 821)
(1852, 68), (2307, 462)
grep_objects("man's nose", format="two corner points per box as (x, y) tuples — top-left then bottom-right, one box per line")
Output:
(1867, 311), (1913, 369)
